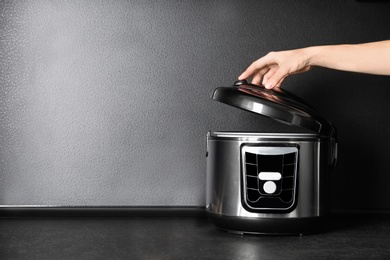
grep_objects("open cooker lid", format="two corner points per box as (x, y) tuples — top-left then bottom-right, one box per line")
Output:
(212, 80), (335, 137)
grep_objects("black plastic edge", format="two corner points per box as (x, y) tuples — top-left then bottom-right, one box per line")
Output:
(0, 206), (207, 218)
(207, 212), (327, 235)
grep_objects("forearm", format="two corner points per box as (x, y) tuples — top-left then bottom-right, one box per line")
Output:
(307, 40), (390, 75)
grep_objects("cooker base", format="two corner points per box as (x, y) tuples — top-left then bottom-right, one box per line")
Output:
(207, 212), (328, 235)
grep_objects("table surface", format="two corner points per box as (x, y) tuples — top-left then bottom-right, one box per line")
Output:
(1, 213), (390, 259)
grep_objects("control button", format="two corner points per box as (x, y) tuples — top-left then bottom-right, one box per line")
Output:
(258, 172), (281, 181)
(263, 181), (277, 194)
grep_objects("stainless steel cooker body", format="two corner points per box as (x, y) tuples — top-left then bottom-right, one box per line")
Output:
(206, 131), (337, 235)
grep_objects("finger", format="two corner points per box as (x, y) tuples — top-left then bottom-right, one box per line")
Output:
(238, 64), (259, 80)
(265, 69), (289, 89)
(238, 57), (271, 80)
(274, 76), (287, 88)
(262, 67), (278, 87)
(251, 67), (269, 85)
(268, 66), (311, 89)
(251, 73), (262, 85)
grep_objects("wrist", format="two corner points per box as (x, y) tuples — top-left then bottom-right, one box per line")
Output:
(305, 46), (322, 67)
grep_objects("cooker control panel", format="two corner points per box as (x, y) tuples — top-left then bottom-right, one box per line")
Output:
(241, 145), (298, 213)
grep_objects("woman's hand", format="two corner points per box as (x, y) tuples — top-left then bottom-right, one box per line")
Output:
(238, 48), (312, 89)
(238, 40), (390, 89)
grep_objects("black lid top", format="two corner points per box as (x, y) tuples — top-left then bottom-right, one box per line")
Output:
(212, 80), (335, 137)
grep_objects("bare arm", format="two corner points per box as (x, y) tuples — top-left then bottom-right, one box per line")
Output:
(238, 40), (390, 89)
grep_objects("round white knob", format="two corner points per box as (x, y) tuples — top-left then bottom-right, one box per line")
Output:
(263, 181), (277, 194)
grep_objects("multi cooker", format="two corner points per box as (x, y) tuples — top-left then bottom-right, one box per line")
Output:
(206, 80), (337, 235)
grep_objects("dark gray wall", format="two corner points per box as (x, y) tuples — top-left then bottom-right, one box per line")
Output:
(1, 0), (390, 211)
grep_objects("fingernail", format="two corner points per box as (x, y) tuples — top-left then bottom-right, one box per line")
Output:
(265, 82), (273, 89)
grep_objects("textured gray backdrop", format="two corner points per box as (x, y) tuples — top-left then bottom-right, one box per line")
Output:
(1, 0), (390, 211)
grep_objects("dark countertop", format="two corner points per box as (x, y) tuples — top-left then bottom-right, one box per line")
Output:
(1, 212), (390, 259)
